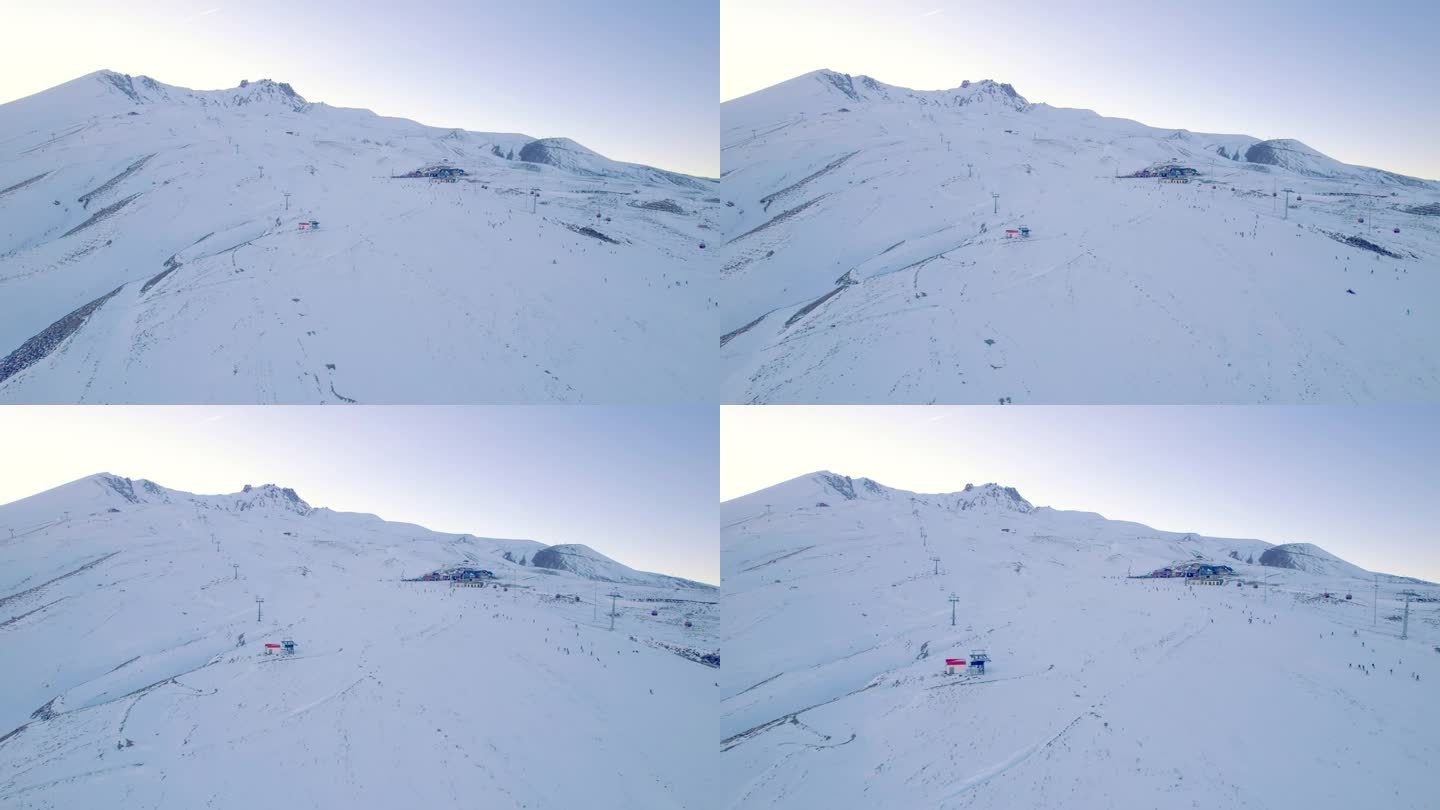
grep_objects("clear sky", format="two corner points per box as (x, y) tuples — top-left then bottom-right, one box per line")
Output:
(722, 406), (1440, 583)
(722, 0), (1440, 180)
(0, 406), (718, 585)
(0, 0), (718, 177)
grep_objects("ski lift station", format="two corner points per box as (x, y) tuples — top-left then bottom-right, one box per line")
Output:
(1140, 562), (1234, 579)
(1127, 165), (1199, 179)
(398, 165), (467, 179)
(415, 567), (495, 583)
(944, 650), (992, 675)
(262, 640), (297, 656)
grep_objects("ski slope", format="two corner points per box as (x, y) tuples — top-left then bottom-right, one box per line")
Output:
(719, 70), (1440, 403)
(0, 71), (719, 403)
(0, 474), (718, 809)
(720, 472), (1440, 809)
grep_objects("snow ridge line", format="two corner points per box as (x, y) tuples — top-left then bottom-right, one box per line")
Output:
(0, 551), (121, 611)
(0, 285), (126, 387)
(739, 545), (815, 573)
(720, 312), (767, 348)
(760, 151), (860, 211)
(0, 172), (50, 198)
(61, 193), (141, 238)
(78, 154), (155, 209)
(726, 194), (829, 245)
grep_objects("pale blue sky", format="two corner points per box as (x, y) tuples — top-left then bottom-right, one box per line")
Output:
(722, 406), (1440, 583)
(0, 406), (718, 585)
(0, 0), (717, 176)
(723, 0), (1440, 180)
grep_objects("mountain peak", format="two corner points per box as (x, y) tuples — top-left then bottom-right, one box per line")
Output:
(88, 70), (307, 110)
(90, 472), (170, 504)
(529, 543), (713, 590)
(1258, 542), (1366, 577)
(235, 483), (312, 515)
(804, 69), (1029, 111)
(517, 137), (603, 168)
(94, 70), (167, 103)
(82, 474), (310, 515)
(813, 471), (890, 500)
(954, 482), (1033, 513)
(232, 77), (305, 106)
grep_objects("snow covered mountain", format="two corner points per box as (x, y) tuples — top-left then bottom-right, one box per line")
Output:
(0, 474), (718, 808)
(0, 70), (718, 403)
(720, 471), (1440, 809)
(719, 69), (1440, 403)
(529, 543), (714, 590)
(1258, 541), (1371, 578)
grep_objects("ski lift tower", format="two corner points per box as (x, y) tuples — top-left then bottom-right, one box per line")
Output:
(1398, 590), (1420, 639)
(948, 592), (960, 626)
(255, 595), (264, 623)
(991, 192), (1000, 214)
(930, 556), (941, 576)
(530, 188), (540, 214)
(607, 589), (622, 631)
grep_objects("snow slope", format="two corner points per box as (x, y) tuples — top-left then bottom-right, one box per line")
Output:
(719, 70), (1440, 403)
(530, 543), (715, 590)
(1258, 541), (1371, 578)
(0, 71), (719, 403)
(720, 471), (1440, 809)
(0, 474), (718, 809)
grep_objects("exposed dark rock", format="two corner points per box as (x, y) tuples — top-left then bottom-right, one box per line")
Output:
(0, 285), (125, 386)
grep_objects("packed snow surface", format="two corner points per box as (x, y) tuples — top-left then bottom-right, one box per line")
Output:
(720, 471), (1440, 809)
(719, 70), (1440, 403)
(0, 71), (718, 403)
(0, 474), (718, 809)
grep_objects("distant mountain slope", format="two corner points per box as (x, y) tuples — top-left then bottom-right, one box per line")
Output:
(719, 69), (1440, 404)
(0, 71), (718, 403)
(719, 470), (1440, 810)
(1259, 541), (1371, 577)
(0, 473), (717, 808)
(529, 543), (714, 590)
